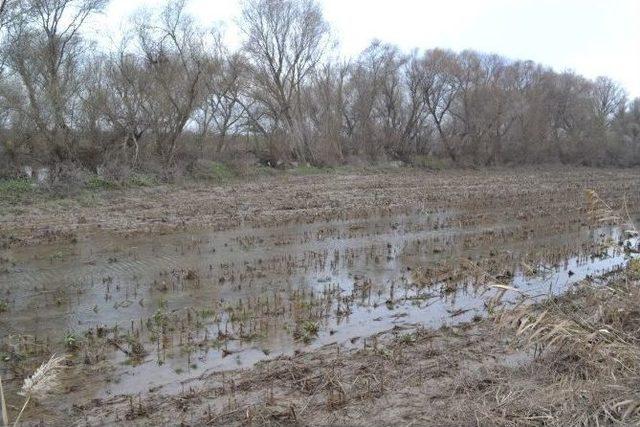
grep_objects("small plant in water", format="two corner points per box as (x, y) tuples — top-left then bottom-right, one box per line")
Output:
(64, 333), (79, 351)
(294, 321), (320, 343)
(126, 336), (148, 361)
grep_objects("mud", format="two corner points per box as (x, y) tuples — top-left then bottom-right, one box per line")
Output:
(1, 167), (639, 425)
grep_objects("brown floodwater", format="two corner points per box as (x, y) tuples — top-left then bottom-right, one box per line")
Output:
(0, 207), (638, 420)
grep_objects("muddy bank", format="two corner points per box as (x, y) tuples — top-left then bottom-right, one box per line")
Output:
(2, 167), (639, 248)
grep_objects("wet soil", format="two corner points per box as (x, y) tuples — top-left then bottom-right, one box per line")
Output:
(1, 166), (639, 425)
(1, 167), (639, 248)
(76, 266), (640, 426)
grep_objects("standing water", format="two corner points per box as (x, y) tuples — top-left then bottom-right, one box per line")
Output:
(0, 208), (637, 414)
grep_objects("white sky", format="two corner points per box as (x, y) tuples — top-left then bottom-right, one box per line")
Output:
(96, 0), (640, 97)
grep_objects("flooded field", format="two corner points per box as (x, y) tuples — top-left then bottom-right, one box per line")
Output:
(1, 168), (640, 424)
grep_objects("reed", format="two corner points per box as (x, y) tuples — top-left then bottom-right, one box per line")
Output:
(0, 355), (65, 427)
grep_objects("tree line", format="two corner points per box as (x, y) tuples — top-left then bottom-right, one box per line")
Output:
(0, 0), (639, 181)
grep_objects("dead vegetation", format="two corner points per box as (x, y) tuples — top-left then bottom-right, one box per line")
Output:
(2, 167), (640, 248)
(494, 270), (640, 425)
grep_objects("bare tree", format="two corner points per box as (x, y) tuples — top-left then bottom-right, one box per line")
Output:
(5, 0), (108, 164)
(133, 0), (205, 167)
(302, 62), (348, 163)
(420, 49), (460, 162)
(96, 47), (151, 167)
(0, 0), (18, 34)
(592, 76), (626, 125)
(196, 34), (247, 157)
(240, 0), (332, 162)
(401, 51), (431, 155)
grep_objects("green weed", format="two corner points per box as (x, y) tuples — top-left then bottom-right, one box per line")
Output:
(86, 176), (118, 191)
(0, 179), (34, 204)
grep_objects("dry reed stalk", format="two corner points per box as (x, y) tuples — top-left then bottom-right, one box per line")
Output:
(586, 189), (638, 235)
(11, 355), (65, 426)
(1, 374), (8, 427)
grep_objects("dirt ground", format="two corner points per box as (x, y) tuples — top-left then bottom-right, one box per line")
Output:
(2, 166), (640, 248)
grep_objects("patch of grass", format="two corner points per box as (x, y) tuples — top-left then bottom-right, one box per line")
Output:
(192, 160), (237, 182)
(86, 176), (118, 191)
(409, 155), (450, 171)
(396, 332), (417, 345)
(209, 162), (236, 181)
(0, 179), (35, 204)
(294, 320), (320, 343)
(75, 190), (100, 208)
(288, 164), (332, 175)
(251, 165), (280, 178)
(127, 173), (157, 188)
(627, 258), (640, 280)
(0, 299), (7, 313)
(64, 333), (80, 351)
(150, 308), (169, 333)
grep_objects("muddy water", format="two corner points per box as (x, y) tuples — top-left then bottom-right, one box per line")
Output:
(0, 208), (637, 418)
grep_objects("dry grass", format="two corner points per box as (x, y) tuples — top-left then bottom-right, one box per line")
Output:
(586, 188), (638, 236)
(1, 355), (65, 426)
(478, 190), (640, 425)
(495, 273), (640, 425)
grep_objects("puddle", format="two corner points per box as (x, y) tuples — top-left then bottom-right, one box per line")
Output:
(0, 208), (637, 412)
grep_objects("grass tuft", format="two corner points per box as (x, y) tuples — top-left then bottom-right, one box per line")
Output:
(86, 176), (118, 191)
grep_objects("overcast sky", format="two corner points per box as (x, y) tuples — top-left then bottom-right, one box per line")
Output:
(98, 0), (640, 97)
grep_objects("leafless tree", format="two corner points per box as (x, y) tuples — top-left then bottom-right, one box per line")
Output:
(1, 0), (640, 176)
(0, 0), (18, 34)
(592, 76), (626, 125)
(302, 62), (348, 163)
(96, 47), (152, 167)
(133, 0), (205, 167)
(419, 49), (460, 161)
(195, 34), (247, 157)
(401, 51), (431, 155)
(4, 0), (108, 164)
(240, 0), (332, 162)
